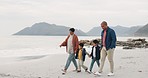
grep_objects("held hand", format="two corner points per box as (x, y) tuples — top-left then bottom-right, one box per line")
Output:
(88, 55), (91, 58)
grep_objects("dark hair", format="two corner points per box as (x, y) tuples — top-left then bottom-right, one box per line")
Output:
(69, 28), (75, 32)
(101, 21), (108, 26)
(92, 40), (99, 44)
(79, 43), (84, 47)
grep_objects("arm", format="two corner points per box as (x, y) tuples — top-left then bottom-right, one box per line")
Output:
(85, 51), (90, 56)
(60, 40), (66, 47)
(90, 47), (93, 57)
(75, 49), (79, 59)
(110, 30), (117, 49)
(60, 36), (69, 47)
(83, 48), (90, 56)
(100, 31), (103, 49)
(74, 36), (79, 52)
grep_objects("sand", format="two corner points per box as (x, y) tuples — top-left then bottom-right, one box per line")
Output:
(0, 47), (148, 78)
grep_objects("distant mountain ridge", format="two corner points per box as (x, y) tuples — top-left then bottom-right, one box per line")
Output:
(14, 22), (148, 37)
(14, 22), (87, 36)
(134, 24), (148, 37)
(87, 25), (141, 36)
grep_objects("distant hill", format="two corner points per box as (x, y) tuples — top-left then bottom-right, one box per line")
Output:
(14, 22), (147, 37)
(14, 22), (87, 36)
(86, 27), (102, 36)
(86, 25), (141, 36)
(128, 26), (141, 36)
(134, 24), (148, 37)
(111, 26), (129, 36)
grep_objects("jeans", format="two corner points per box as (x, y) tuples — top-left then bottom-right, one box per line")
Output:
(65, 53), (78, 70)
(89, 58), (100, 72)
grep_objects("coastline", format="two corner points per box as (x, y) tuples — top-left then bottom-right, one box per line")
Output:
(0, 47), (147, 78)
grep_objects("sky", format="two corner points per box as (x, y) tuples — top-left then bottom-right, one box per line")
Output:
(0, 0), (148, 35)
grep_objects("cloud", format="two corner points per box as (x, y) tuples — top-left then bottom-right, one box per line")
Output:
(0, 0), (148, 35)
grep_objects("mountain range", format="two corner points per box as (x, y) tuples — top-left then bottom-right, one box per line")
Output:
(14, 22), (86, 36)
(14, 22), (148, 37)
(87, 25), (141, 36)
(134, 24), (148, 37)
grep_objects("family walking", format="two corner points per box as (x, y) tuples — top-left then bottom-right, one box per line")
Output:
(60, 21), (117, 76)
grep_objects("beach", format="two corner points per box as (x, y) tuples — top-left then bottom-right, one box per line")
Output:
(0, 36), (148, 78)
(1, 0), (148, 77)
(0, 47), (147, 78)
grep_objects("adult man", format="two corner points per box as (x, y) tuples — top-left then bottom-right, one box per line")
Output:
(60, 28), (79, 74)
(95, 21), (117, 76)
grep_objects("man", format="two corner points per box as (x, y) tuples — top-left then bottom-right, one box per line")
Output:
(95, 21), (117, 76)
(60, 28), (79, 74)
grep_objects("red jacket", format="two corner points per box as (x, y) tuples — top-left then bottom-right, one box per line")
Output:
(60, 34), (79, 54)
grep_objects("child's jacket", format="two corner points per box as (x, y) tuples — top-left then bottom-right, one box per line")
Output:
(75, 48), (86, 61)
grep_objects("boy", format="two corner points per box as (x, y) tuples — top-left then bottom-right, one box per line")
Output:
(88, 40), (101, 73)
(75, 43), (89, 72)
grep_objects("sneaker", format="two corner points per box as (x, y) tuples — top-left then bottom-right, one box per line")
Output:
(61, 69), (66, 75)
(107, 72), (114, 76)
(94, 71), (102, 76)
(87, 70), (92, 74)
(73, 69), (78, 72)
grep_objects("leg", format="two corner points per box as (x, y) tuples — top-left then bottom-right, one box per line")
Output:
(78, 60), (81, 71)
(107, 48), (115, 73)
(65, 53), (74, 70)
(96, 60), (100, 68)
(71, 53), (78, 70)
(81, 60), (88, 70)
(89, 59), (95, 72)
(99, 47), (107, 72)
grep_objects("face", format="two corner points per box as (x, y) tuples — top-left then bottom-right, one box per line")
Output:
(79, 45), (83, 49)
(101, 23), (107, 30)
(69, 31), (74, 35)
(92, 42), (97, 46)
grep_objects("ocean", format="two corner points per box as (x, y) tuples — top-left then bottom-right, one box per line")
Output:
(0, 35), (148, 65)
(0, 36), (148, 57)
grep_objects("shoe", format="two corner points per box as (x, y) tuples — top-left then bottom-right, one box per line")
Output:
(87, 70), (92, 74)
(61, 69), (66, 75)
(107, 72), (114, 76)
(94, 71), (102, 76)
(77, 70), (81, 72)
(85, 68), (88, 72)
(73, 69), (78, 72)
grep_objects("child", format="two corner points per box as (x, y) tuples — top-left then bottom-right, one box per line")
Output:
(75, 43), (89, 72)
(88, 40), (101, 73)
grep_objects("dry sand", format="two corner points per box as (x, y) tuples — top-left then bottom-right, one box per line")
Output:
(0, 47), (148, 78)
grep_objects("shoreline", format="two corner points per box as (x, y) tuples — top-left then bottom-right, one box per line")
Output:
(0, 47), (147, 78)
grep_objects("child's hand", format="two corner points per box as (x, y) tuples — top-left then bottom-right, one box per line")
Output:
(88, 55), (91, 58)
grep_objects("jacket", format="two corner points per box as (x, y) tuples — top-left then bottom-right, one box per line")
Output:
(101, 27), (117, 50)
(60, 34), (79, 54)
(75, 48), (87, 61)
(90, 45), (101, 60)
